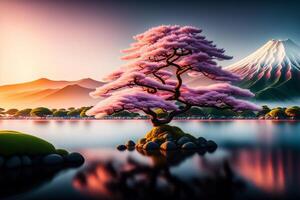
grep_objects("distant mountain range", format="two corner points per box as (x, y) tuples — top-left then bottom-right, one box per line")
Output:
(227, 39), (300, 101)
(2, 39), (299, 109)
(0, 78), (104, 109)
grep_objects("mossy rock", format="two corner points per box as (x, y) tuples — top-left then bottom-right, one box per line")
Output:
(145, 125), (196, 143)
(56, 149), (69, 156)
(0, 130), (59, 156)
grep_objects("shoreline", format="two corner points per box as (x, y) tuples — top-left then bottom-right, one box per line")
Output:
(1, 118), (300, 122)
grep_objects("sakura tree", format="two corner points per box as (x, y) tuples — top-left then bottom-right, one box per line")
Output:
(87, 25), (260, 126)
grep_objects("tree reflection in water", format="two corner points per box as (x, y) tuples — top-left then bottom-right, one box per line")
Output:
(0, 166), (68, 199)
(73, 150), (245, 200)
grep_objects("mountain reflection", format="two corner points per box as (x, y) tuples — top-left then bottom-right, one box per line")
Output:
(231, 148), (300, 195)
(73, 147), (300, 200)
(73, 150), (245, 200)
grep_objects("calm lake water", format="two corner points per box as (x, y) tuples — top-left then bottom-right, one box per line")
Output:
(1, 120), (300, 200)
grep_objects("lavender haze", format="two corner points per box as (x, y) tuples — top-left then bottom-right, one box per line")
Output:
(0, 0), (299, 85)
(87, 25), (260, 125)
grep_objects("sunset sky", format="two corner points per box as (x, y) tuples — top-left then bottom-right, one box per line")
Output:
(0, 0), (299, 85)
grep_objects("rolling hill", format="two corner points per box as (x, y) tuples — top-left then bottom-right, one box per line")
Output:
(0, 78), (104, 109)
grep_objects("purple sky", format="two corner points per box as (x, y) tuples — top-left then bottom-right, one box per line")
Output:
(0, 0), (299, 85)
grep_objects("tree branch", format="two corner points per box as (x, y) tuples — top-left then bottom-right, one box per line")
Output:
(133, 78), (175, 94)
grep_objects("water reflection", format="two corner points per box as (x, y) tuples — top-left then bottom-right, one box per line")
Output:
(72, 146), (300, 200)
(2, 120), (300, 199)
(0, 166), (69, 199)
(231, 148), (300, 196)
(73, 149), (245, 200)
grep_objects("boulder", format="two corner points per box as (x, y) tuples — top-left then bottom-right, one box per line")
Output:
(177, 136), (191, 146)
(166, 137), (174, 142)
(21, 156), (32, 166)
(127, 146), (135, 151)
(160, 141), (177, 151)
(56, 149), (69, 156)
(162, 133), (173, 141)
(152, 138), (162, 144)
(117, 145), (127, 151)
(138, 138), (147, 145)
(206, 140), (218, 152)
(66, 152), (85, 165)
(197, 137), (207, 144)
(162, 133), (170, 139)
(126, 140), (136, 147)
(136, 143), (144, 149)
(43, 154), (64, 165)
(181, 142), (197, 150)
(0, 156), (4, 167)
(5, 156), (22, 168)
(143, 141), (159, 151)
(198, 142), (207, 149)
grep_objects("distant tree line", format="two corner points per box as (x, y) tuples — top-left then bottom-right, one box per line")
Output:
(258, 105), (300, 119)
(0, 105), (300, 119)
(134, 105), (300, 119)
(0, 107), (92, 118)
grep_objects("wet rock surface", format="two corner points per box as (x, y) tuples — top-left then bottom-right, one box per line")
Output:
(117, 125), (218, 153)
(43, 154), (64, 165)
(182, 142), (198, 150)
(0, 152), (85, 169)
(160, 141), (177, 151)
(126, 140), (136, 147)
(143, 141), (159, 150)
(65, 153), (85, 165)
(117, 145), (127, 151)
(5, 156), (22, 169)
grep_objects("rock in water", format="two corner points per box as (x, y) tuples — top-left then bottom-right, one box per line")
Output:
(152, 138), (165, 146)
(196, 137), (207, 149)
(126, 140), (136, 147)
(56, 149), (69, 156)
(127, 146), (135, 151)
(21, 156), (32, 166)
(206, 140), (218, 152)
(117, 145), (127, 151)
(197, 137), (207, 144)
(6, 156), (22, 168)
(177, 136), (191, 146)
(143, 141), (159, 150)
(138, 138), (147, 145)
(66, 152), (85, 165)
(160, 141), (177, 151)
(181, 142), (197, 150)
(0, 156), (4, 167)
(43, 154), (64, 165)
(136, 143), (144, 149)
(162, 133), (171, 140)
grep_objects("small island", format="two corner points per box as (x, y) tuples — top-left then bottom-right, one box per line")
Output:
(117, 125), (217, 152)
(0, 130), (84, 169)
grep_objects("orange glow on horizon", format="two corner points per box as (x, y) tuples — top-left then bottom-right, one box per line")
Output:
(0, 1), (128, 85)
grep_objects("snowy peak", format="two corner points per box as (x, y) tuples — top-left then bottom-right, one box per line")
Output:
(228, 39), (300, 77)
(227, 39), (300, 101)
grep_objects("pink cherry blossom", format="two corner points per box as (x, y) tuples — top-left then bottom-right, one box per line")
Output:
(87, 25), (260, 125)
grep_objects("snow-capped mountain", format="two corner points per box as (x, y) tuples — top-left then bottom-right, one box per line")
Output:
(227, 39), (300, 101)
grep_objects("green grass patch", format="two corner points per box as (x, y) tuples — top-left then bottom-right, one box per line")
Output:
(0, 130), (58, 156)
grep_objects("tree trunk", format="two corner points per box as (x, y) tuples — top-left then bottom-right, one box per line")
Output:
(151, 118), (170, 126)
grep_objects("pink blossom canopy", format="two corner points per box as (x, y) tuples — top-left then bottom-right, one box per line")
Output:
(87, 25), (260, 124)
